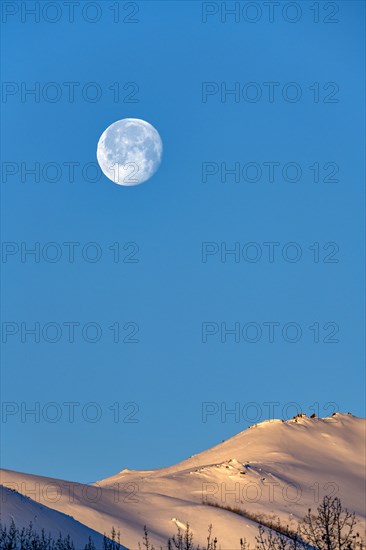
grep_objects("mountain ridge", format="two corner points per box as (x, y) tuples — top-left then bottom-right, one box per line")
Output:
(1, 413), (365, 549)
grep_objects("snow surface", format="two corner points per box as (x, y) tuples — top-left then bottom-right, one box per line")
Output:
(1, 413), (365, 549)
(0, 485), (116, 547)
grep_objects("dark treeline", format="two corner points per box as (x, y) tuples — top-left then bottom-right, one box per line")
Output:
(0, 521), (122, 550)
(0, 497), (364, 550)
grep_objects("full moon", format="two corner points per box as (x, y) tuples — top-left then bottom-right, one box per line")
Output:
(96, 118), (163, 186)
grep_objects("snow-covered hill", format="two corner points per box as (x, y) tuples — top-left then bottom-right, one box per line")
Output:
(0, 485), (117, 547)
(1, 413), (365, 549)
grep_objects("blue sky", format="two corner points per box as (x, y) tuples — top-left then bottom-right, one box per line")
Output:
(1, 1), (365, 483)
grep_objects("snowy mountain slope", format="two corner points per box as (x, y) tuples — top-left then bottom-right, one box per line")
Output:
(1, 413), (365, 549)
(1, 467), (262, 549)
(0, 485), (119, 548)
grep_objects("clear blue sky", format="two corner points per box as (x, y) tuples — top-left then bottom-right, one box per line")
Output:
(1, 1), (365, 484)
